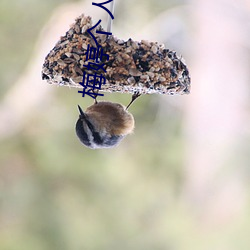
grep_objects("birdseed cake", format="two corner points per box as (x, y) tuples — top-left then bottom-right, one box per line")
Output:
(42, 14), (190, 95)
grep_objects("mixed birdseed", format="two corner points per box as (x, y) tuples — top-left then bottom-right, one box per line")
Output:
(42, 14), (190, 95)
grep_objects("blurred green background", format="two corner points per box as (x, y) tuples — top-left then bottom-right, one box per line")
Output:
(1, 0), (250, 250)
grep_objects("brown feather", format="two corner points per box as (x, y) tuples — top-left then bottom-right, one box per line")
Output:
(85, 101), (134, 135)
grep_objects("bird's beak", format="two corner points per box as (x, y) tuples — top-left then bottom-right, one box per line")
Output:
(77, 105), (86, 119)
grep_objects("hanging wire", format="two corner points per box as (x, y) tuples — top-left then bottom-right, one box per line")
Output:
(107, 0), (115, 33)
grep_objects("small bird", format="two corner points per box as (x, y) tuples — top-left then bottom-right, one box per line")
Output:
(75, 100), (136, 149)
(75, 92), (140, 149)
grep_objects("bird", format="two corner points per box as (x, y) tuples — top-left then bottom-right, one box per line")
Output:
(75, 93), (140, 149)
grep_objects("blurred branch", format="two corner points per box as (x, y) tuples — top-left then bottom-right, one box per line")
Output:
(184, 0), (250, 225)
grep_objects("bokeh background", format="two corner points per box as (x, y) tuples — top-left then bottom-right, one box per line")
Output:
(1, 0), (250, 249)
